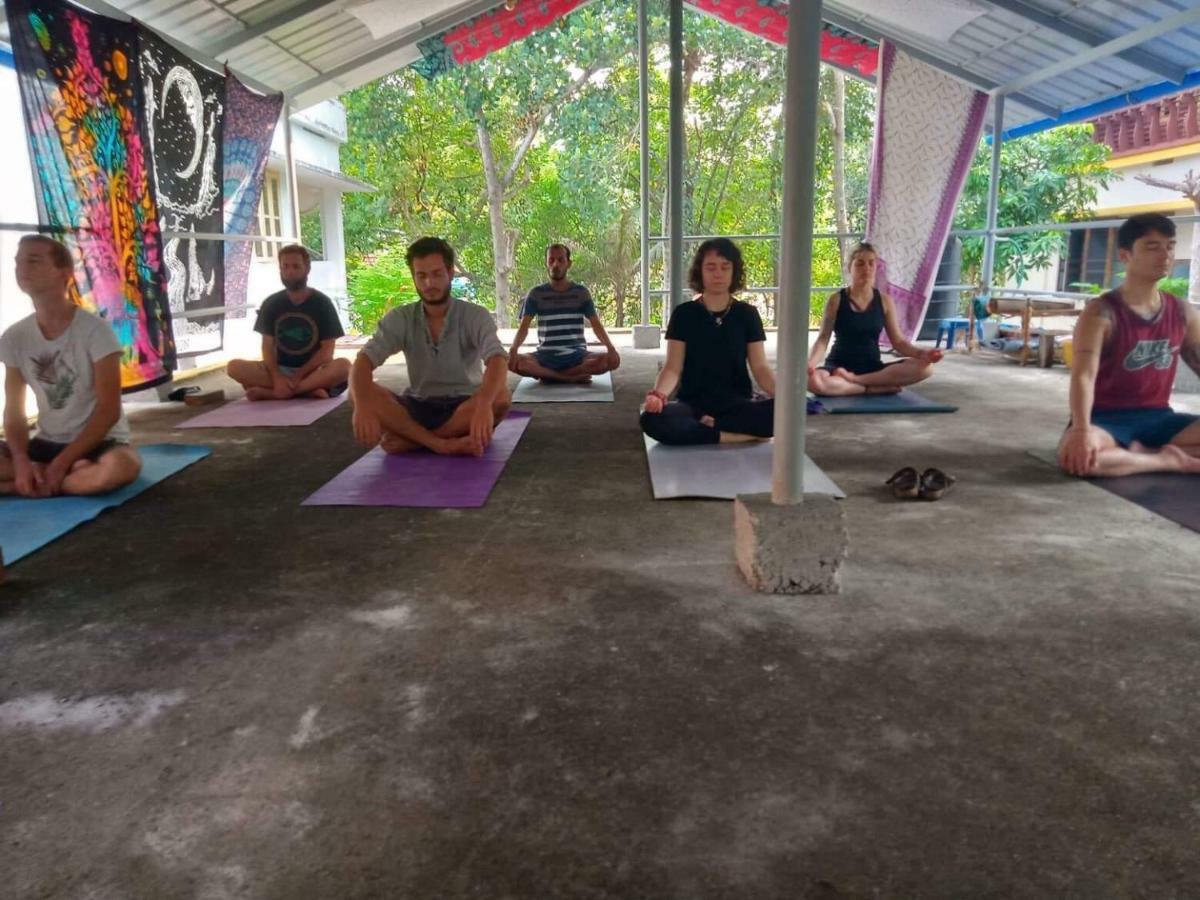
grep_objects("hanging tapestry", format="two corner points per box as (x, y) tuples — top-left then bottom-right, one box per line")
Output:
(139, 30), (224, 356)
(685, 1), (878, 78)
(411, 0), (589, 79)
(7, 0), (175, 390)
(410, 0), (878, 80)
(223, 70), (282, 320)
(865, 41), (986, 340)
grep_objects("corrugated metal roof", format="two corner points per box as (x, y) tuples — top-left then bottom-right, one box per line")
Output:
(4, 0), (1198, 134)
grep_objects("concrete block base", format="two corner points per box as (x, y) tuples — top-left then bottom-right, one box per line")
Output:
(734, 493), (848, 594)
(632, 324), (662, 349)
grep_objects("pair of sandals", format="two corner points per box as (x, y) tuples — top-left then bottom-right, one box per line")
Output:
(886, 466), (956, 500)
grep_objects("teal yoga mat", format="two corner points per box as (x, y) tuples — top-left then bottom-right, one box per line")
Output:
(0, 444), (210, 565)
(810, 388), (957, 414)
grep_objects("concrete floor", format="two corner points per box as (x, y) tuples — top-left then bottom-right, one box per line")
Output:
(3, 341), (1200, 899)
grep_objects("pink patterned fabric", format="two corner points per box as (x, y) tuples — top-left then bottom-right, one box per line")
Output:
(866, 41), (987, 341)
(685, 0), (877, 77)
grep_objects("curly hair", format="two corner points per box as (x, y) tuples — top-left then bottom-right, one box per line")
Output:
(688, 238), (746, 294)
(406, 236), (456, 273)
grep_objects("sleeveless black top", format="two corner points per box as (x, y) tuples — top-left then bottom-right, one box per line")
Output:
(826, 288), (884, 374)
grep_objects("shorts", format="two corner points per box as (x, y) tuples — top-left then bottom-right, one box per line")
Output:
(534, 347), (587, 371)
(393, 393), (471, 431)
(2, 437), (123, 464)
(819, 359), (901, 376)
(1088, 407), (1199, 449)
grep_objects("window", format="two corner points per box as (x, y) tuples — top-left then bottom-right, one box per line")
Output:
(255, 172), (282, 260)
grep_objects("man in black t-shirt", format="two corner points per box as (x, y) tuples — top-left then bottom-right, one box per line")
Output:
(227, 245), (351, 401)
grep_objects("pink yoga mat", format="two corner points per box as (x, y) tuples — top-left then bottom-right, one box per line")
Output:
(301, 411), (531, 508)
(179, 394), (347, 428)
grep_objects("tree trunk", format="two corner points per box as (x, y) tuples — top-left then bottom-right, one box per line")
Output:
(830, 70), (850, 271)
(476, 113), (512, 327)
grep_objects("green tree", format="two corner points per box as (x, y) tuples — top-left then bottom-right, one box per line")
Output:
(955, 124), (1113, 286)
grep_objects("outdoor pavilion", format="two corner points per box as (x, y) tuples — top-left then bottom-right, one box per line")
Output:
(3, 1), (1200, 896)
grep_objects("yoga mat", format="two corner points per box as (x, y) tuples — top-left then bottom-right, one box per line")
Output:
(644, 436), (845, 500)
(302, 411), (531, 508)
(0, 444), (211, 565)
(1029, 449), (1200, 533)
(513, 371), (614, 402)
(811, 389), (957, 414)
(179, 393), (347, 428)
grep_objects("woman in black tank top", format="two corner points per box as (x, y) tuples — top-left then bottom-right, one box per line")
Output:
(807, 242), (944, 397)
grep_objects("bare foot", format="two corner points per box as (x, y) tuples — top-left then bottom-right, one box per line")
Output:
(865, 385), (902, 395)
(699, 415), (716, 428)
(569, 374), (594, 384)
(832, 367), (861, 384)
(245, 387), (274, 401)
(305, 388), (330, 400)
(1160, 444), (1200, 473)
(380, 431), (418, 454)
(68, 458), (95, 474)
(435, 435), (485, 457)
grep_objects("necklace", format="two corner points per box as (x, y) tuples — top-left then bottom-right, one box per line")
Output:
(704, 296), (734, 325)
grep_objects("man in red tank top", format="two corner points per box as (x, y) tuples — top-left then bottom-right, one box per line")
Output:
(1059, 213), (1200, 477)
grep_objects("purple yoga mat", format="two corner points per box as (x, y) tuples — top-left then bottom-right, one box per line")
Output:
(302, 411), (531, 508)
(179, 394), (347, 428)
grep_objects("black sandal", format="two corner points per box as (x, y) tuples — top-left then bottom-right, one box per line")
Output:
(885, 466), (920, 499)
(919, 467), (957, 501)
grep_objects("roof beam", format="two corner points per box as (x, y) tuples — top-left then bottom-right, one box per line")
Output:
(823, 8), (1061, 119)
(205, 0), (345, 58)
(976, 0), (1185, 83)
(285, 0), (499, 100)
(997, 5), (1200, 97)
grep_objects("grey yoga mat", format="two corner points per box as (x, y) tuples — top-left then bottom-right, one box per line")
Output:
(644, 436), (845, 500)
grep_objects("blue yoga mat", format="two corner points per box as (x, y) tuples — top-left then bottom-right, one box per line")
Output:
(0, 443), (210, 565)
(810, 388), (958, 414)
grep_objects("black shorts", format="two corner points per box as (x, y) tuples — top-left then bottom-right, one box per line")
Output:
(393, 393), (470, 431)
(819, 359), (903, 376)
(2, 437), (122, 464)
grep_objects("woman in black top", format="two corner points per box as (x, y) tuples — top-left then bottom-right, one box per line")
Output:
(640, 238), (775, 445)
(807, 242), (942, 396)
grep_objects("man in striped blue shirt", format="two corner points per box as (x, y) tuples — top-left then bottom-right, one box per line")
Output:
(508, 244), (621, 384)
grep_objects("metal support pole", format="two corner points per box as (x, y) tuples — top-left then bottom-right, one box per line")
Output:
(770, 0), (824, 505)
(981, 95), (1004, 296)
(668, 0), (684, 313)
(639, 0), (651, 325)
(282, 100), (302, 239)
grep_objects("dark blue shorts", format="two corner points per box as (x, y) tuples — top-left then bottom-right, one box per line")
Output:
(534, 347), (587, 371)
(1089, 407), (1199, 448)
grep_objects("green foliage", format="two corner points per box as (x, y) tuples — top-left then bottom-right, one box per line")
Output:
(300, 210), (324, 258)
(346, 246), (419, 333)
(338, 0), (885, 329)
(956, 125), (1113, 286)
(1159, 276), (1190, 297)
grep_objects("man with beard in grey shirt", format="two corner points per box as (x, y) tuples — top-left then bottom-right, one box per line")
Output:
(350, 237), (511, 456)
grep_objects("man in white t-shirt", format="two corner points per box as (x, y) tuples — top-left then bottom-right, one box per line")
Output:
(0, 235), (141, 497)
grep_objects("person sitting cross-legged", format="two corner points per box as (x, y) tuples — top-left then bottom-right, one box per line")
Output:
(350, 237), (511, 457)
(508, 242), (620, 384)
(226, 244), (350, 401)
(807, 241), (942, 397)
(639, 238), (775, 445)
(0, 235), (141, 497)
(1058, 213), (1200, 477)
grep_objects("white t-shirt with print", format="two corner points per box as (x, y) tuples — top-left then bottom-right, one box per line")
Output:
(0, 308), (131, 444)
